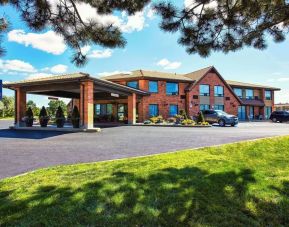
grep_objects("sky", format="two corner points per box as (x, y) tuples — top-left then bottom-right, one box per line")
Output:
(0, 1), (289, 106)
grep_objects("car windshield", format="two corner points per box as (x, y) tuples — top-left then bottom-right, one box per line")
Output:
(215, 110), (228, 116)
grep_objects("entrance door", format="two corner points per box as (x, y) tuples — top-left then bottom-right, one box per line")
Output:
(117, 104), (128, 122)
(238, 106), (246, 120)
(265, 106), (272, 120)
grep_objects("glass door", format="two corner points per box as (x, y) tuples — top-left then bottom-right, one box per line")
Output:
(238, 106), (246, 121)
(117, 104), (128, 122)
(249, 106), (254, 120)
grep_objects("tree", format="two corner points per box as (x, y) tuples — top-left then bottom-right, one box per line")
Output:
(155, 0), (289, 57)
(27, 100), (40, 116)
(0, 0), (150, 65)
(1, 96), (14, 117)
(48, 100), (67, 117)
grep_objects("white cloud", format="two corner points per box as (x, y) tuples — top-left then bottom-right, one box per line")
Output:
(157, 58), (182, 70)
(98, 71), (132, 77)
(0, 59), (36, 73)
(8, 30), (67, 55)
(121, 11), (146, 33)
(26, 73), (53, 80)
(50, 64), (68, 74)
(277, 77), (289, 82)
(81, 45), (91, 55)
(147, 7), (156, 19)
(88, 49), (113, 59)
(184, 0), (218, 14)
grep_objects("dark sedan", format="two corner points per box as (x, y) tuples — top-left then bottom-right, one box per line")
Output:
(270, 111), (289, 123)
(202, 110), (239, 127)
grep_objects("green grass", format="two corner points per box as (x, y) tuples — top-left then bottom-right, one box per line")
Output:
(1, 137), (289, 226)
(0, 117), (14, 120)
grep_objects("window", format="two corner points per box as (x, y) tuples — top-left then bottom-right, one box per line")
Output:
(95, 104), (112, 116)
(149, 81), (158, 93)
(233, 88), (243, 98)
(265, 106), (272, 120)
(246, 89), (254, 99)
(200, 104), (210, 111)
(166, 82), (178, 95)
(214, 105), (224, 111)
(265, 90), (272, 100)
(200, 85), (210, 96)
(169, 105), (178, 117)
(149, 104), (159, 117)
(214, 86), (224, 97)
(127, 81), (138, 89)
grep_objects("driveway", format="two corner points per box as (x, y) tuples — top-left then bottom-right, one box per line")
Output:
(0, 120), (289, 179)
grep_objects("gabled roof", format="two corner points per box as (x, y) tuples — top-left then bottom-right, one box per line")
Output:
(226, 80), (280, 91)
(101, 70), (192, 82)
(183, 66), (213, 81)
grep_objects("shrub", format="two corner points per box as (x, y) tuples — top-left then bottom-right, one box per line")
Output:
(71, 106), (80, 128)
(55, 106), (65, 128)
(24, 107), (34, 127)
(179, 109), (188, 119)
(197, 111), (205, 124)
(39, 106), (49, 127)
(143, 120), (151, 125)
(149, 115), (163, 124)
(181, 119), (195, 126)
(167, 117), (176, 123)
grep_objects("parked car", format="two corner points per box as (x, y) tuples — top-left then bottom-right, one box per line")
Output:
(202, 110), (239, 127)
(270, 111), (289, 123)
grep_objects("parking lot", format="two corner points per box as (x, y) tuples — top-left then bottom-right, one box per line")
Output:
(0, 120), (288, 179)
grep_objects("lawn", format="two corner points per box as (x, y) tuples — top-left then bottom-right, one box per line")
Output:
(1, 137), (289, 226)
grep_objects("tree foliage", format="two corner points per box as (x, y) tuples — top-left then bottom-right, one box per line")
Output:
(0, 96), (14, 117)
(155, 0), (289, 56)
(48, 100), (67, 117)
(27, 100), (40, 116)
(0, 0), (150, 65)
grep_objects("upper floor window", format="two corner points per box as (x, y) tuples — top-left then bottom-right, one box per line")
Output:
(265, 90), (272, 100)
(214, 86), (224, 97)
(127, 81), (138, 89)
(169, 104), (178, 117)
(149, 81), (158, 93)
(166, 82), (179, 95)
(233, 88), (243, 98)
(246, 89), (254, 100)
(200, 85), (210, 96)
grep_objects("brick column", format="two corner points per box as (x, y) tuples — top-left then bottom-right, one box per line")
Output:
(15, 87), (26, 127)
(128, 93), (136, 124)
(80, 81), (94, 129)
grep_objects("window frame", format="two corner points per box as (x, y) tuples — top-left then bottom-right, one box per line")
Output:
(245, 89), (254, 100)
(200, 84), (210, 96)
(214, 104), (225, 111)
(149, 104), (159, 117)
(169, 104), (178, 117)
(214, 85), (224, 97)
(166, 82), (179, 95)
(126, 81), (139, 89)
(233, 88), (243, 98)
(265, 90), (272, 100)
(200, 104), (210, 111)
(148, 81), (158, 93)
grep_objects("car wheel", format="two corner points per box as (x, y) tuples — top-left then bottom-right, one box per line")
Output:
(272, 117), (277, 123)
(231, 123), (236, 127)
(218, 119), (225, 127)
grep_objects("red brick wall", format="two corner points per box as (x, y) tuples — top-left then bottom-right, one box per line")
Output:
(188, 72), (240, 116)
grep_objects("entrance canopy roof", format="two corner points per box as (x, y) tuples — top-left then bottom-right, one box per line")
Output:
(3, 73), (149, 99)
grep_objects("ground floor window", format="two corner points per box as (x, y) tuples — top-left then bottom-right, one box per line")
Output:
(248, 106), (254, 120)
(117, 104), (128, 122)
(169, 104), (178, 117)
(95, 104), (114, 122)
(265, 106), (272, 120)
(200, 104), (210, 111)
(214, 105), (224, 111)
(238, 106), (246, 120)
(149, 104), (159, 117)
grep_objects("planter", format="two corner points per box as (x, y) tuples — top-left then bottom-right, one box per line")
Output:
(72, 118), (80, 128)
(25, 118), (33, 127)
(39, 117), (49, 127)
(56, 117), (65, 128)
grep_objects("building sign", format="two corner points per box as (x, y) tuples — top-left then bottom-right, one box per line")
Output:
(0, 80), (2, 100)
(111, 93), (119, 98)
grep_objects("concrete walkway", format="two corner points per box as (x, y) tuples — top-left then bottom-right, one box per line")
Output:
(0, 120), (288, 179)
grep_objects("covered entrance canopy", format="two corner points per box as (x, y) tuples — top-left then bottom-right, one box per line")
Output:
(3, 73), (149, 129)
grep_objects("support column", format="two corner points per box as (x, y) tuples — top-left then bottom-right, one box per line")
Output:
(128, 93), (136, 124)
(80, 81), (94, 129)
(15, 87), (26, 127)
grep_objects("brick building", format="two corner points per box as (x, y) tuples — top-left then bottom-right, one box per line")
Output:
(92, 66), (280, 122)
(4, 66), (280, 129)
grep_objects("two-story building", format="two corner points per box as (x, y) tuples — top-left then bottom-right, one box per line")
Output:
(77, 66), (279, 123)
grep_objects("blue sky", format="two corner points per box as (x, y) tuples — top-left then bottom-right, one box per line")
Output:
(1, 1), (289, 106)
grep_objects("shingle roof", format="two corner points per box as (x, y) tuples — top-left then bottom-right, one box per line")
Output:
(226, 80), (280, 90)
(101, 70), (193, 82)
(183, 66), (213, 81)
(3, 73), (88, 86)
